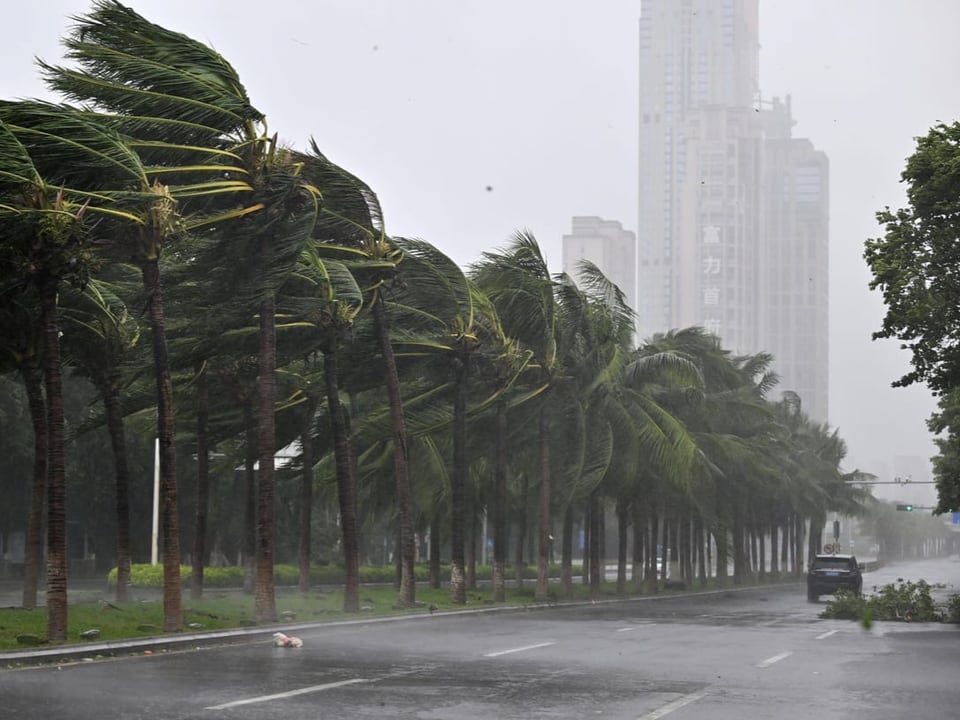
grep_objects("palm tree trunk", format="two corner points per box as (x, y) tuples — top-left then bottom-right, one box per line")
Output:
(255, 293), (277, 624)
(21, 366), (46, 610)
(324, 350), (360, 612)
(535, 406), (551, 601)
(371, 295), (416, 607)
(492, 398), (507, 602)
(770, 523), (780, 580)
(41, 278), (68, 641)
(429, 515), (441, 589)
(589, 491), (602, 597)
(143, 257), (182, 632)
(581, 503), (590, 585)
(661, 512), (670, 584)
(782, 520), (790, 575)
(732, 509), (744, 585)
(616, 498), (628, 596)
(450, 354), (468, 605)
(695, 515), (707, 588)
(242, 397), (256, 594)
(632, 504), (644, 593)
(100, 370), (133, 603)
(514, 475), (527, 589)
(561, 505), (573, 597)
(758, 527), (766, 582)
(298, 394), (317, 596)
(715, 526), (728, 586)
(647, 512), (659, 593)
(794, 514), (805, 578)
(809, 519), (822, 559)
(191, 363), (210, 601)
(467, 510), (478, 591)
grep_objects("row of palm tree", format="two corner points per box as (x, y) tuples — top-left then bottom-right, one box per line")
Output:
(0, 1), (868, 641)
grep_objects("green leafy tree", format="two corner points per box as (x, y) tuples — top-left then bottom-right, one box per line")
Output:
(865, 121), (960, 394)
(864, 121), (960, 514)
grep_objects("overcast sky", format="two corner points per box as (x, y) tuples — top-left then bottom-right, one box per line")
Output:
(4, 1), (958, 497)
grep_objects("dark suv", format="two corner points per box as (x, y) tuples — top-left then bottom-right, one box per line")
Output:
(806, 554), (863, 602)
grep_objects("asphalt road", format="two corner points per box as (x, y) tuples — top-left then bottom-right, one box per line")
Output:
(2, 557), (959, 719)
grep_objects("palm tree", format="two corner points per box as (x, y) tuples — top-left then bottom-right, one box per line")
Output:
(297, 148), (417, 608)
(58, 278), (142, 602)
(473, 230), (564, 601)
(557, 261), (703, 596)
(0, 290), (46, 609)
(385, 236), (524, 604)
(42, 0), (321, 626)
(0, 102), (154, 639)
(632, 327), (772, 585)
(280, 239), (365, 610)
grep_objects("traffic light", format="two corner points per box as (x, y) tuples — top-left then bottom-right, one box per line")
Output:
(896, 504), (913, 512)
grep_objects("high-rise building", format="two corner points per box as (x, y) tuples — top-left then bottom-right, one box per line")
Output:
(562, 216), (636, 314)
(636, 0), (829, 420)
(760, 97), (829, 419)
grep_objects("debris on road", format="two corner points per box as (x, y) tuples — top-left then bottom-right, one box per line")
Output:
(272, 632), (303, 648)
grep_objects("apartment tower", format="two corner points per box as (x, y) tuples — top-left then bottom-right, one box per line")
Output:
(636, 0), (828, 419)
(562, 216), (637, 316)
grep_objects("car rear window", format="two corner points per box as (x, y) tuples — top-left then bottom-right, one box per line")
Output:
(813, 557), (854, 570)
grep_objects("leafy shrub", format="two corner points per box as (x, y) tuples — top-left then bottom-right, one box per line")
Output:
(870, 579), (941, 622)
(821, 579), (945, 622)
(107, 561), (582, 589)
(818, 588), (865, 619)
(946, 593), (960, 623)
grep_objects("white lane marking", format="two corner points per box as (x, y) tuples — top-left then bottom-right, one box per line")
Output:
(756, 651), (793, 668)
(205, 678), (371, 710)
(816, 629), (840, 640)
(617, 622), (656, 632)
(637, 690), (707, 720)
(483, 641), (556, 657)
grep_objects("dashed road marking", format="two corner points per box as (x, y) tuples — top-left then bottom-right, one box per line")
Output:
(205, 678), (371, 710)
(756, 651), (793, 668)
(816, 629), (840, 640)
(617, 623), (655, 632)
(483, 641), (556, 657)
(636, 690), (707, 719)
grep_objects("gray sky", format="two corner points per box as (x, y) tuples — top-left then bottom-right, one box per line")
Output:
(4, 1), (958, 494)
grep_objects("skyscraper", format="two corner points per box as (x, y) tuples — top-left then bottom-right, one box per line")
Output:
(636, 0), (829, 420)
(760, 97), (829, 419)
(562, 216), (636, 314)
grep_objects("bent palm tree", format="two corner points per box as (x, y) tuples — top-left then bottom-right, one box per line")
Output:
(0, 103), (150, 639)
(280, 239), (365, 611)
(297, 147), (418, 608)
(59, 278), (142, 603)
(42, 0), (309, 626)
(473, 230), (562, 602)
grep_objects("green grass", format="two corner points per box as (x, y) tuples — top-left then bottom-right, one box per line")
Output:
(0, 583), (588, 652)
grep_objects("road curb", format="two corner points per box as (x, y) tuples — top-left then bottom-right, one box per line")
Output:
(0, 580), (803, 668)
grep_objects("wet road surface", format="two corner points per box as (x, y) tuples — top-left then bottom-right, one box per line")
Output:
(2, 557), (959, 719)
